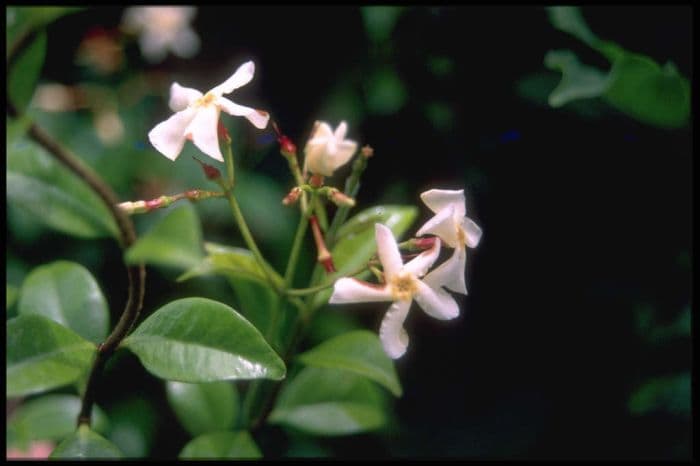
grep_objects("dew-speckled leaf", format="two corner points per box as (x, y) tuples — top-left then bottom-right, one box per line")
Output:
(8, 394), (109, 445)
(7, 139), (118, 239)
(269, 367), (387, 436)
(298, 330), (402, 396)
(50, 425), (122, 459)
(122, 298), (285, 383)
(18, 260), (109, 344)
(310, 205), (417, 310)
(8, 30), (46, 113)
(7, 314), (96, 397)
(166, 381), (239, 436)
(125, 203), (204, 270)
(179, 431), (262, 459)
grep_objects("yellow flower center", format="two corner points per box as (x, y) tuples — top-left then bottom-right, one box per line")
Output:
(194, 92), (216, 107)
(390, 272), (418, 301)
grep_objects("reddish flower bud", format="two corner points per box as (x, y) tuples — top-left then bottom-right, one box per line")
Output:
(413, 236), (437, 250)
(145, 198), (164, 210)
(282, 187), (302, 206)
(278, 135), (297, 156)
(361, 145), (374, 158)
(217, 121), (231, 143)
(192, 156), (221, 180)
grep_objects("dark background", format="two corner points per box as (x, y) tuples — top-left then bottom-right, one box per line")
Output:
(13, 5), (692, 459)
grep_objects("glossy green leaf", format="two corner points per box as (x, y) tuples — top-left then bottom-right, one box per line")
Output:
(603, 54), (690, 128)
(8, 30), (45, 113)
(125, 203), (204, 270)
(310, 205), (417, 310)
(544, 50), (609, 107)
(7, 283), (19, 310)
(50, 425), (122, 459)
(8, 395), (109, 445)
(546, 6), (598, 47)
(7, 139), (119, 239)
(7, 314), (96, 397)
(166, 381), (239, 436)
(628, 372), (690, 417)
(18, 261), (109, 344)
(104, 396), (157, 458)
(122, 297), (285, 383)
(298, 330), (402, 397)
(269, 367), (388, 436)
(179, 431), (262, 459)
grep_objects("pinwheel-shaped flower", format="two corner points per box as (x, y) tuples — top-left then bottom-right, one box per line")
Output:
(330, 224), (459, 359)
(416, 189), (482, 295)
(148, 61), (269, 162)
(303, 121), (358, 176)
(122, 6), (200, 63)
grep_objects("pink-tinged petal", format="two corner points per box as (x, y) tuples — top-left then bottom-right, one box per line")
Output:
(414, 280), (460, 320)
(303, 142), (326, 175)
(210, 61), (255, 96)
(462, 216), (483, 248)
(423, 247), (467, 295)
(416, 204), (459, 247)
(148, 107), (197, 160)
(420, 189), (466, 218)
(308, 121), (334, 142)
(379, 300), (411, 359)
(169, 82), (203, 112)
(375, 223), (403, 279)
(329, 277), (392, 304)
(403, 237), (441, 278)
(327, 140), (357, 172)
(184, 105), (223, 161)
(217, 97), (269, 129)
(334, 121), (348, 140)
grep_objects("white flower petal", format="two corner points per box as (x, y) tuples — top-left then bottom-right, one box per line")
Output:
(414, 280), (459, 320)
(184, 105), (223, 161)
(171, 28), (200, 59)
(148, 107), (197, 160)
(217, 97), (269, 129)
(169, 82), (203, 112)
(379, 300), (411, 359)
(403, 237), (441, 278)
(329, 277), (392, 303)
(334, 121), (348, 140)
(210, 61), (255, 96)
(462, 217), (483, 248)
(420, 189), (466, 218)
(423, 247), (467, 295)
(375, 223), (403, 279)
(416, 204), (459, 247)
(308, 121), (334, 142)
(326, 140), (357, 172)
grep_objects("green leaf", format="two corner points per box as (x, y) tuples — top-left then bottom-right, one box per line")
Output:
(310, 205), (418, 310)
(7, 395), (109, 445)
(7, 283), (19, 310)
(546, 6), (598, 47)
(7, 314), (96, 397)
(7, 6), (82, 51)
(544, 50), (609, 107)
(603, 54), (690, 128)
(628, 373), (690, 417)
(125, 203), (204, 270)
(365, 66), (408, 115)
(361, 6), (405, 44)
(8, 30), (45, 113)
(298, 330), (402, 397)
(179, 431), (262, 459)
(166, 381), (239, 437)
(104, 396), (157, 458)
(6, 139), (119, 239)
(270, 367), (388, 436)
(50, 425), (122, 459)
(18, 261), (109, 344)
(122, 297), (285, 383)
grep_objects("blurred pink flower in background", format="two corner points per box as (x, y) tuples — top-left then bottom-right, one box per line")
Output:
(122, 6), (200, 63)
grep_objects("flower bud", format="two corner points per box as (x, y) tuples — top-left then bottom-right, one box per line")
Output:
(361, 145), (374, 158)
(282, 186), (302, 206)
(192, 156), (222, 180)
(327, 188), (356, 207)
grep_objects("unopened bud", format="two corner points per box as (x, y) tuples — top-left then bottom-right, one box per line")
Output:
(192, 156), (221, 181)
(412, 236), (437, 250)
(118, 200), (148, 214)
(278, 135), (297, 157)
(282, 186), (302, 206)
(217, 121), (231, 144)
(309, 174), (324, 188)
(361, 145), (374, 158)
(328, 188), (356, 207)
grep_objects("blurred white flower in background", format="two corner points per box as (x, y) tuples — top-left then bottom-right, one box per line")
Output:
(122, 6), (200, 63)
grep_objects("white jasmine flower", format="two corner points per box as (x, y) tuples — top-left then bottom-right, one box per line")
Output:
(416, 189), (482, 295)
(148, 61), (270, 162)
(330, 223), (459, 359)
(122, 6), (200, 63)
(303, 121), (358, 176)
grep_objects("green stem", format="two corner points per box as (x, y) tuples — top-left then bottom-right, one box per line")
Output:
(286, 264), (368, 297)
(326, 153), (369, 247)
(284, 211), (310, 287)
(313, 195), (328, 231)
(224, 137), (235, 189)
